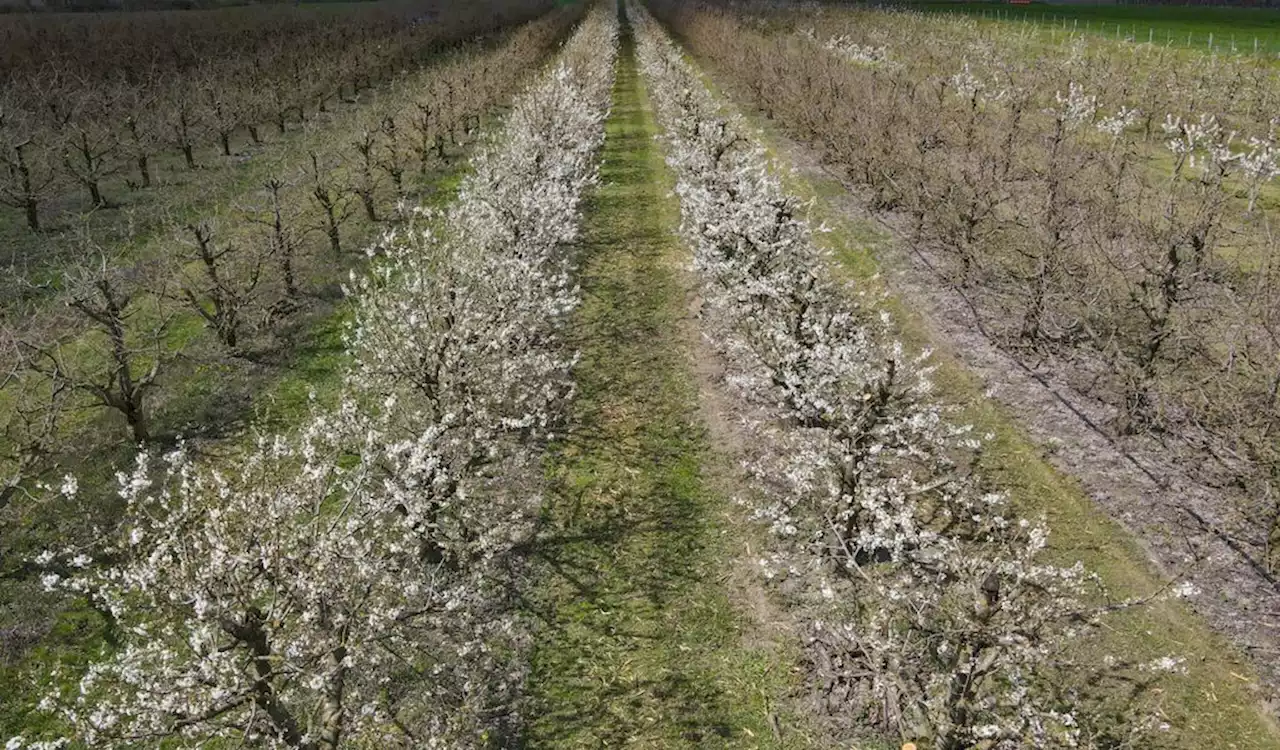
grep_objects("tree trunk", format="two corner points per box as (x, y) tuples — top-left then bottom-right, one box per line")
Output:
(14, 144), (40, 230)
(222, 612), (309, 749)
(316, 642), (347, 750)
(327, 221), (341, 256)
(125, 399), (149, 444)
(137, 154), (152, 189)
(24, 198), (39, 232)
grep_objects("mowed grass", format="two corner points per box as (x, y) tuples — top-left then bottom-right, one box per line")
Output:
(908, 1), (1280, 53)
(522, 18), (810, 749)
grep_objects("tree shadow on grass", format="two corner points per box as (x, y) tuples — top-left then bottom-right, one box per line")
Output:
(515, 17), (748, 749)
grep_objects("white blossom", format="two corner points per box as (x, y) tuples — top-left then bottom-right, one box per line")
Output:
(631, 5), (1177, 747)
(823, 35), (891, 67)
(1096, 106), (1141, 139)
(1048, 82), (1097, 131)
(22, 7), (620, 747)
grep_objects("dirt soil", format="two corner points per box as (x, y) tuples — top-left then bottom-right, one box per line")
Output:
(681, 272), (833, 747)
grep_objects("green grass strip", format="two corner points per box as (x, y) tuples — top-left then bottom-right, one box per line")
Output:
(522, 15), (806, 750)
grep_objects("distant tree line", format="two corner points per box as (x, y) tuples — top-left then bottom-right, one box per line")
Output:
(0, 0), (378, 14)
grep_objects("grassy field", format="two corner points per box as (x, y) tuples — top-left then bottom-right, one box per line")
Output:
(905, 2), (1280, 53)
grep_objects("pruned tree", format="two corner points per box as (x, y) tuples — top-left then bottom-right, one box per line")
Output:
(1018, 82), (1096, 344)
(1104, 114), (1239, 432)
(123, 108), (160, 191)
(259, 50), (301, 137)
(375, 114), (408, 200)
(0, 325), (71, 509)
(409, 99), (439, 176)
(933, 63), (1026, 289)
(169, 219), (265, 352)
(203, 73), (245, 159)
(21, 247), (172, 445)
(350, 128), (381, 222)
(58, 87), (122, 209)
(243, 83), (268, 146)
(0, 105), (58, 232)
(164, 84), (206, 171)
(245, 176), (303, 303)
(304, 151), (356, 257)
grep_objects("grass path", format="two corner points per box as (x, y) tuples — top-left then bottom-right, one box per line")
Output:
(521, 15), (805, 749)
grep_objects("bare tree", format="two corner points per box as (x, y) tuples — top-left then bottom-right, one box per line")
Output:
(124, 111), (158, 190)
(0, 325), (70, 509)
(165, 85), (206, 172)
(202, 71), (245, 159)
(350, 129), (381, 222)
(169, 220), (265, 352)
(375, 115), (408, 201)
(1017, 84), (1095, 344)
(21, 248), (171, 445)
(304, 151), (356, 257)
(0, 139), (53, 232)
(409, 100), (439, 176)
(245, 177), (302, 303)
(60, 96), (120, 208)
(1107, 116), (1237, 431)
(0, 104), (58, 231)
(258, 49), (301, 138)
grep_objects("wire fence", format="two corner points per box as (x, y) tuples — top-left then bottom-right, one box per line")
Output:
(878, 4), (1280, 57)
(966, 7), (1280, 55)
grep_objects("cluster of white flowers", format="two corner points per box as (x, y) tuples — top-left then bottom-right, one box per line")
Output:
(1240, 128), (1280, 183)
(12, 7), (618, 749)
(822, 34), (891, 67)
(1157, 113), (1280, 211)
(799, 27), (899, 72)
(950, 60), (986, 100)
(1096, 105), (1142, 140)
(1048, 81), (1098, 132)
(1239, 121), (1280, 212)
(1162, 113), (1241, 177)
(632, 5), (1180, 747)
